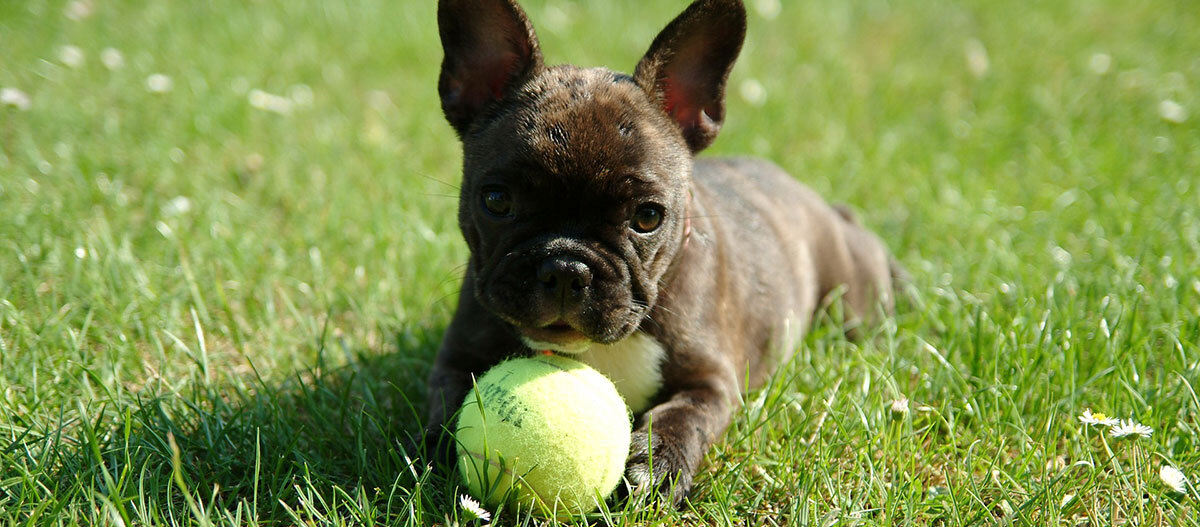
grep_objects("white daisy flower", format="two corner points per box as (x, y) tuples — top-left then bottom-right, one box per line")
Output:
(161, 196), (192, 217)
(753, 0), (781, 20)
(64, 0), (93, 21)
(1108, 419), (1153, 440)
(1078, 408), (1118, 427)
(100, 47), (124, 70)
(146, 74), (173, 93)
(965, 39), (989, 78)
(248, 89), (293, 115)
(1, 87), (32, 111)
(1088, 53), (1111, 75)
(1159, 100), (1188, 124)
(739, 78), (766, 107)
(59, 45), (85, 69)
(459, 494), (491, 522)
(1160, 465), (1188, 494)
(890, 397), (910, 416)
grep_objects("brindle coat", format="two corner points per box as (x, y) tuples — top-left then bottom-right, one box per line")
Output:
(425, 0), (898, 504)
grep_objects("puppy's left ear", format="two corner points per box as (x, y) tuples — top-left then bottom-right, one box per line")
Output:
(634, 0), (746, 153)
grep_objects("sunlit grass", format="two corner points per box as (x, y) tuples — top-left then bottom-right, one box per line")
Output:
(2, 0), (1198, 524)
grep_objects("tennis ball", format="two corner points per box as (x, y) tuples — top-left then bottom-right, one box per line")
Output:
(456, 354), (631, 518)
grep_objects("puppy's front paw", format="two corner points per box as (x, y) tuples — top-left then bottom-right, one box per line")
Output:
(624, 431), (693, 505)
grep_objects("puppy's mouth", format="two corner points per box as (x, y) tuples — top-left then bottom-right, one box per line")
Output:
(519, 320), (591, 354)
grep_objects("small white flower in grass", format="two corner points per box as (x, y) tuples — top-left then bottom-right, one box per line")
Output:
(965, 39), (989, 78)
(146, 74), (173, 93)
(59, 45), (85, 68)
(64, 0), (93, 21)
(100, 48), (124, 70)
(753, 0), (781, 20)
(1164, 274), (1178, 289)
(162, 196), (192, 217)
(1160, 465), (1188, 494)
(739, 78), (766, 107)
(1109, 419), (1153, 440)
(1159, 100), (1187, 124)
(1051, 246), (1072, 267)
(1078, 408), (1118, 427)
(1088, 53), (1112, 75)
(459, 495), (491, 522)
(248, 89), (293, 115)
(244, 153), (265, 173)
(2, 87), (32, 111)
(288, 84), (314, 106)
(890, 397), (909, 417)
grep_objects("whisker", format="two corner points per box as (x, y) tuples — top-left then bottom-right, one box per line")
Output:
(421, 173), (461, 192)
(436, 273), (466, 289)
(436, 265), (469, 287)
(429, 288), (464, 309)
(635, 296), (686, 322)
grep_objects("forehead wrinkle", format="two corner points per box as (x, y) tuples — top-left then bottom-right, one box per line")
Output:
(524, 122), (643, 188)
(481, 65), (685, 210)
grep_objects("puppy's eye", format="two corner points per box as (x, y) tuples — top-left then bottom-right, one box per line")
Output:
(631, 204), (664, 233)
(480, 186), (513, 217)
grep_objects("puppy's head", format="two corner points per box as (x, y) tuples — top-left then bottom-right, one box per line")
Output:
(437, 0), (745, 351)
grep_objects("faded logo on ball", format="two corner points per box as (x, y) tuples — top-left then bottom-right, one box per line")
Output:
(455, 355), (631, 518)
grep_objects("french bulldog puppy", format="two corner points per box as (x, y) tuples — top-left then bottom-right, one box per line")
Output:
(424, 0), (899, 504)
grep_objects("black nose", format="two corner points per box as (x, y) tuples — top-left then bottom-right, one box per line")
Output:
(537, 256), (592, 296)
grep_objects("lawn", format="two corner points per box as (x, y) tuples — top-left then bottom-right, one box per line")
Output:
(2, 0), (1198, 524)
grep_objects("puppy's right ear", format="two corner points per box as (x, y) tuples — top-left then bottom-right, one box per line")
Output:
(634, 0), (746, 153)
(438, 0), (543, 136)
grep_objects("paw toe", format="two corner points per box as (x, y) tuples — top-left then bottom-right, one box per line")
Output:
(623, 432), (693, 504)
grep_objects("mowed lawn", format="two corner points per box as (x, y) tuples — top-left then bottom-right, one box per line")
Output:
(2, 0), (1199, 524)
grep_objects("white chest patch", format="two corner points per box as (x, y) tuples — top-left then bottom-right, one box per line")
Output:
(564, 332), (666, 413)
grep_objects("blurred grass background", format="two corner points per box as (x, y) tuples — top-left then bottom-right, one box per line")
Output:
(1, 0), (1198, 524)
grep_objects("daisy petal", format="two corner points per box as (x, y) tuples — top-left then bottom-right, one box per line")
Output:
(1160, 465), (1188, 494)
(1109, 419), (1153, 440)
(459, 494), (492, 522)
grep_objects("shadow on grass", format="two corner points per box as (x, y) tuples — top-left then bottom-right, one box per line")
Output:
(39, 323), (456, 523)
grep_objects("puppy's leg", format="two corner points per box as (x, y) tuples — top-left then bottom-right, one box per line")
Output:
(830, 204), (896, 323)
(420, 283), (520, 465)
(625, 376), (737, 504)
(421, 360), (476, 465)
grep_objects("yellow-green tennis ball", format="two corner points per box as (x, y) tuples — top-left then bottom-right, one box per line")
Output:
(456, 354), (631, 518)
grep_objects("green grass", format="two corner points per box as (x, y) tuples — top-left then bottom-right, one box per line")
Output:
(2, 0), (1198, 524)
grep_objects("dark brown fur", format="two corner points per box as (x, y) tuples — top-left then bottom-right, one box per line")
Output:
(425, 0), (898, 504)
